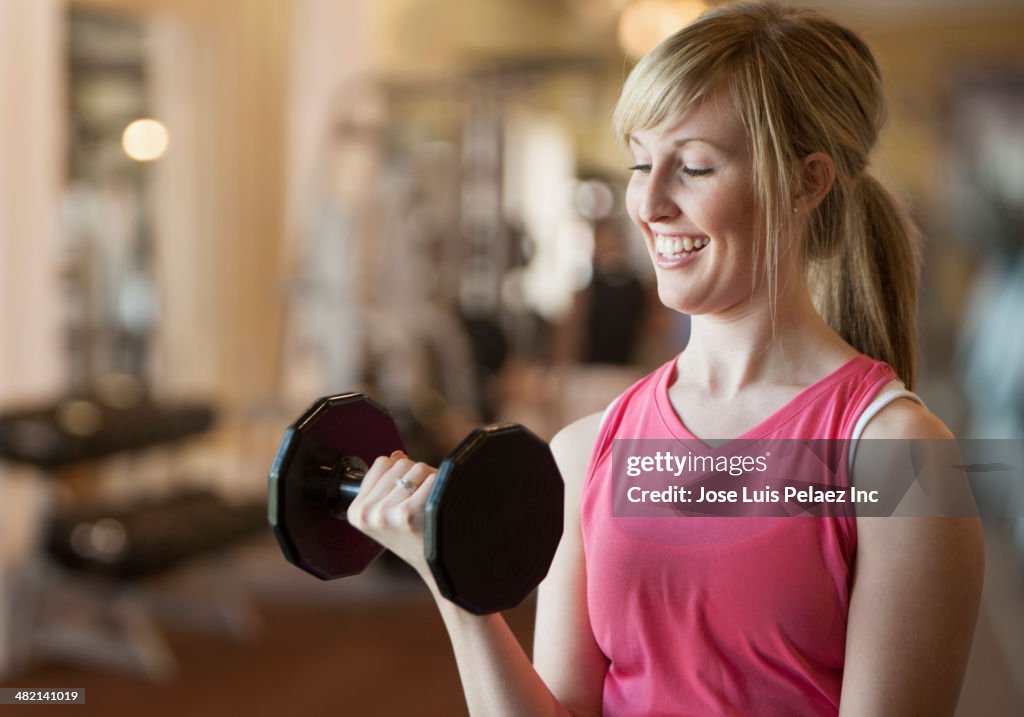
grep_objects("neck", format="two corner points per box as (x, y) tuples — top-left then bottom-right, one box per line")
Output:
(677, 273), (853, 397)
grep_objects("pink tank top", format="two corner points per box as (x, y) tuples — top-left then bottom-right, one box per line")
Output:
(581, 353), (897, 716)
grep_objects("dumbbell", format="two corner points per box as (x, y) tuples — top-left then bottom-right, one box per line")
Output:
(267, 393), (564, 614)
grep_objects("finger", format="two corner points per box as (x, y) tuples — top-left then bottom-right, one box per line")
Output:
(380, 467), (438, 533)
(401, 467), (439, 512)
(382, 462), (435, 506)
(367, 457), (419, 502)
(363, 450), (406, 482)
(354, 455), (397, 499)
(348, 454), (413, 529)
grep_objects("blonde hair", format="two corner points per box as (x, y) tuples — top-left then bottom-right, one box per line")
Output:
(613, 1), (921, 389)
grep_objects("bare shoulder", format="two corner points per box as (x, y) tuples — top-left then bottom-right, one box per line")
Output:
(859, 380), (954, 441)
(550, 412), (604, 497)
(551, 411), (604, 450)
(855, 381), (969, 514)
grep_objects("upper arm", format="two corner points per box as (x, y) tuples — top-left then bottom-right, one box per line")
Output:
(533, 412), (609, 717)
(840, 398), (984, 716)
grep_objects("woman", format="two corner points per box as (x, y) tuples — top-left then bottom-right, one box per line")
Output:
(347, 3), (984, 714)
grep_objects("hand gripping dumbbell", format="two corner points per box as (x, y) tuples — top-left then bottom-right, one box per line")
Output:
(267, 393), (564, 614)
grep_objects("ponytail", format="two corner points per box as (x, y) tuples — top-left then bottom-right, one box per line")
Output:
(810, 173), (921, 389)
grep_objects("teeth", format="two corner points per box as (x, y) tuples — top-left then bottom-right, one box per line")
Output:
(656, 235), (709, 258)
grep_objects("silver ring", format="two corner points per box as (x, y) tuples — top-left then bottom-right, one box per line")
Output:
(395, 476), (417, 493)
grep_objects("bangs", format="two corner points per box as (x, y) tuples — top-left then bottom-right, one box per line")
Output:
(612, 20), (740, 145)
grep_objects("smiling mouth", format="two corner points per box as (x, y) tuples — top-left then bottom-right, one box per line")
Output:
(655, 234), (710, 260)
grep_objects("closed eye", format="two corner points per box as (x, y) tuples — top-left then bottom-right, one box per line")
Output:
(683, 167), (713, 177)
(628, 164), (712, 177)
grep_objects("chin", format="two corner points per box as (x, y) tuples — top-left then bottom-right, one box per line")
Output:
(656, 284), (704, 315)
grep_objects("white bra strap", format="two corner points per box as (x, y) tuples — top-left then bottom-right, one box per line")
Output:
(847, 385), (926, 474)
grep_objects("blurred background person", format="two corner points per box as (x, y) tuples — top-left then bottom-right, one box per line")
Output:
(552, 214), (668, 425)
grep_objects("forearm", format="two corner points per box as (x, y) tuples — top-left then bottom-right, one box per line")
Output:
(432, 590), (574, 717)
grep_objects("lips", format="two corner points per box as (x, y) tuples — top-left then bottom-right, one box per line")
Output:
(656, 250), (702, 269)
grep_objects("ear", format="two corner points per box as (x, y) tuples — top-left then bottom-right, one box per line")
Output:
(793, 152), (836, 215)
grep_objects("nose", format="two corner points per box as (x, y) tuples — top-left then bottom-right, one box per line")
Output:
(636, 169), (680, 225)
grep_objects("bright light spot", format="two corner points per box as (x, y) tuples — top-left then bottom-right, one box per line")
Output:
(121, 118), (169, 161)
(618, 1), (708, 58)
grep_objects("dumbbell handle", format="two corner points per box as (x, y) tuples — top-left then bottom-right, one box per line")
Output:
(309, 456), (372, 518)
(307, 424), (520, 519)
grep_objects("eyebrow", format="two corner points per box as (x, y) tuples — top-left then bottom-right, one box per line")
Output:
(628, 134), (729, 152)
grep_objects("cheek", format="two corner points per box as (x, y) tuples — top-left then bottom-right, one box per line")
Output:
(700, 185), (756, 240)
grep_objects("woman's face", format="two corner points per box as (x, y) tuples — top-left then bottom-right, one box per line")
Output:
(625, 87), (764, 317)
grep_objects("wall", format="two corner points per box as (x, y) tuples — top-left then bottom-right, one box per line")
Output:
(0, 0), (65, 406)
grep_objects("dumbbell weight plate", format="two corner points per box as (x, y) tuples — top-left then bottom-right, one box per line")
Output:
(425, 424), (564, 614)
(268, 394), (405, 579)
